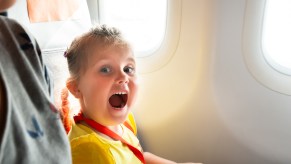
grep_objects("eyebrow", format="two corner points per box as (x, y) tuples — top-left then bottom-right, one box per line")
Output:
(92, 57), (136, 67)
(127, 57), (136, 64)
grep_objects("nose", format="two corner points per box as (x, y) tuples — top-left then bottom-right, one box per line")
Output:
(116, 70), (129, 85)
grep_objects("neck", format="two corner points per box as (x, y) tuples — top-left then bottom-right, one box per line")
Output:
(91, 124), (123, 141)
(80, 112), (124, 137)
(107, 125), (123, 136)
(81, 121), (123, 140)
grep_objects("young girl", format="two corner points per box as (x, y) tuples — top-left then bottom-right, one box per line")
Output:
(62, 25), (198, 164)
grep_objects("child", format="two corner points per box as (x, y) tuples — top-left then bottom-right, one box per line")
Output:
(0, 0), (71, 163)
(63, 25), (198, 164)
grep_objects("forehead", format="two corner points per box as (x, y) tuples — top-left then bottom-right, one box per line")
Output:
(90, 45), (135, 64)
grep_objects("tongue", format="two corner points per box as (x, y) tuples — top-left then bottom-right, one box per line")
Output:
(109, 94), (123, 108)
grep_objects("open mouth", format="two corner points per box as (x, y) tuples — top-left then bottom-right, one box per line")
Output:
(109, 92), (128, 109)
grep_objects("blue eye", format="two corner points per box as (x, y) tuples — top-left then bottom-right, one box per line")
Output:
(100, 66), (111, 74)
(124, 66), (135, 75)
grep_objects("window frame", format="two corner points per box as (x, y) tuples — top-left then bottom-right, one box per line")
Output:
(262, 0), (291, 76)
(96, 0), (182, 74)
(243, 0), (291, 95)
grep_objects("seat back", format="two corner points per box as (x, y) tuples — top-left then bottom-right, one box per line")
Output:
(7, 0), (92, 109)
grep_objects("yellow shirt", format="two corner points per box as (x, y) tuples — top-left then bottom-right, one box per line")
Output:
(68, 113), (143, 164)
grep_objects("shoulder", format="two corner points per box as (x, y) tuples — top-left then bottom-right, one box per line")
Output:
(69, 123), (91, 141)
(70, 132), (115, 164)
(0, 16), (41, 65)
(70, 132), (109, 150)
(0, 16), (19, 27)
(0, 16), (29, 38)
(69, 123), (112, 156)
(0, 16), (38, 50)
(0, 16), (22, 43)
(124, 112), (138, 135)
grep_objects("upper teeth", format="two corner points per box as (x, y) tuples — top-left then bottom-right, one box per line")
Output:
(115, 92), (126, 95)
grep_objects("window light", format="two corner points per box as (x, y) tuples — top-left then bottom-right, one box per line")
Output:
(99, 0), (167, 57)
(262, 0), (291, 75)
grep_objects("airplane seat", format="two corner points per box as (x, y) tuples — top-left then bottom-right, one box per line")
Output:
(7, 0), (92, 109)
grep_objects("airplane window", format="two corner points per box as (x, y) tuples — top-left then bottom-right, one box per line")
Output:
(262, 0), (291, 75)
(99, 0), (167, 57)
(243, 0), (291, 95)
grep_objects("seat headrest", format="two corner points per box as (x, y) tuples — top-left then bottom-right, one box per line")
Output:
(8, 0), (92, 53)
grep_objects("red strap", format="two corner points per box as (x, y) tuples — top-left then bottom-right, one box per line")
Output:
(74, 113), (145, 164)
(123, 120), (135, 134)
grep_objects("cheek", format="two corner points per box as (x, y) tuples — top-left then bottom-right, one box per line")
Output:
(129, 78), (139, 102)
(79, 78), (97, 100)
(80, 77), (111, 102)
(84, 83), (102, 99)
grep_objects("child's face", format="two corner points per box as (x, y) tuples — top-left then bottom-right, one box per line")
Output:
(77, 46), (138, 126)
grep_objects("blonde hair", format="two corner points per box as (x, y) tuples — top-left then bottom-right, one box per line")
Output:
(65, 24), (131, 82)
(61, 25), (131, 133)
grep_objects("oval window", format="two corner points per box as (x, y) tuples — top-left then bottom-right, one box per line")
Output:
(99, 0), (167, 57)
(262, 0), (291, 75)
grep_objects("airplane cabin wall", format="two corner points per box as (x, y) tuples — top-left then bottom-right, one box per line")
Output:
(135, 0), (291, 164)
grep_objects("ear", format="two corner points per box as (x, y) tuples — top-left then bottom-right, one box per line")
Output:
(66, 79), (81, 98)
